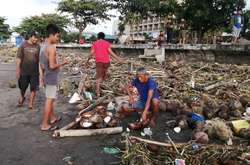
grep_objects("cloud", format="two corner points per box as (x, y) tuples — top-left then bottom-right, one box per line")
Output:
(0, 0), (58, 27)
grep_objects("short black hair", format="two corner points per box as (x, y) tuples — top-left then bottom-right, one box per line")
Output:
(27, 31), (39, 39)
(136, 67), (148, 75)
(97, 32), (105, 39)
(46, 24), (60, 37)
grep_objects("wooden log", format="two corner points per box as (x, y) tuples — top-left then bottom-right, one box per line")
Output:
(129, 136), (185, 148)
(204, 81), (235, 91)
(57, 127), (123, 137)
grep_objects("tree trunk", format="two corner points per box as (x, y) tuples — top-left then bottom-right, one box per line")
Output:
(78, 23), (86, 41)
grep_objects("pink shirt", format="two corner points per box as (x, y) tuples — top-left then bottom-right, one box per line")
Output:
(91, 39), (111, 63)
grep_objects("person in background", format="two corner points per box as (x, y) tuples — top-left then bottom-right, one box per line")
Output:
(157, 31), (166, 48)
(166, 22), (174, 44)
(86, 32), (124, 98)
(232, 10), (243, 44)
(179, 19), (188, 44)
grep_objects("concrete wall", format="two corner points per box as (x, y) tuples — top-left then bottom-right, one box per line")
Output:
(57, 46), (250, 64)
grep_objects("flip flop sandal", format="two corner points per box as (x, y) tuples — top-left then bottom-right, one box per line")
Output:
(50, 116), (62, 124)
(17, 97), (26, 107)
(41, 125), (59, 131)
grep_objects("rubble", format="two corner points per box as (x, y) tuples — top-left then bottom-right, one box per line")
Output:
(54, 51), (250, 163)
(0, 46), (17, 63)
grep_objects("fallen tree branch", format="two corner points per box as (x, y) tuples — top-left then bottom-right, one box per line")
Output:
(129, 136), (185, 148)
(204, 81), (236, 91)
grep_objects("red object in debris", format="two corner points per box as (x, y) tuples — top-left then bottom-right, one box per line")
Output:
(79, 38), (85, 44)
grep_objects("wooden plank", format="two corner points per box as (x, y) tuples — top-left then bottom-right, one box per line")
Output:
(57, 127), (123, 137)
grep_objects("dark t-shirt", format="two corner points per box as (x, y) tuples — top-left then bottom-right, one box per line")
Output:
(132, 77), (159, 102)
(17, 41), (40, 76)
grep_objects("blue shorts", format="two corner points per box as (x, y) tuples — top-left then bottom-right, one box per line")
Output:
(130, 98), (158, 112)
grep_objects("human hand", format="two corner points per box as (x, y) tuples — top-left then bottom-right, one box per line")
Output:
(141, 110), (148, 123)
(129, 96), (135, 106)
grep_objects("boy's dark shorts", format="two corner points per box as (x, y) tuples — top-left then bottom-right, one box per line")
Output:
(18, 75), (39, 92)
(96, 62), (110, 79)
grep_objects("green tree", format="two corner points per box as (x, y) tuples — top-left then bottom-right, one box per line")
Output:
(242, 10), (250, 39)
(58, 0), (112, 40)
(0, 17), (11, 41)
(114, 0), (179, 19)
(14, 13), (70, 38)
(61, 31), (80, 43)
(180, 0), (246, 39)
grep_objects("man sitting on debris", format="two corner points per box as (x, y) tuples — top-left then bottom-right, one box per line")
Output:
(121, 67), (159, 128)
(86, 32), (124, 98)
(16, 31), (40, 109)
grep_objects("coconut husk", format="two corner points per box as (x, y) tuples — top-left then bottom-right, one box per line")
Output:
(228, 99), (243, 111)
(192, 106), (203, 114)
(75, 101), (90, 111)
(89, 114), (103, 123)
(8, 80), (16, 88)
(217, 105), (230, 120)
(178, 119), (189, 129)
(229, 110), (242, 118)
(158, 101), (167, 112)
(193, 131), (209, 144)
(239, 128), (250, 139)
(107, 118), (118, 127)
(204, 118), (233, 142)
(203, 106), (216, 119)
(239, 95), (250, 108)
(59, 79), (71, 96)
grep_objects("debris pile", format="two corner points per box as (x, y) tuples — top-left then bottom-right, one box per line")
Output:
(121, 135), (250, 165)
(0, 46), (17, 63)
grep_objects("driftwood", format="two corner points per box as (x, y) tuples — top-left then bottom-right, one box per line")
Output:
(56, 127), (123, 137)
(204, 81), (236, 91)
(129, 136), (185, 148)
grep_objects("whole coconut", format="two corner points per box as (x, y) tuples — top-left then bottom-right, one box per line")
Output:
(89, 114), (103, 123)
(239, 95), (250, 107)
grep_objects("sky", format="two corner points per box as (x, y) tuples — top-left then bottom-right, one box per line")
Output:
(0, 0), (250, 35)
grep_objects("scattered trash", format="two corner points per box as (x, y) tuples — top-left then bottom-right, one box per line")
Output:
(175, 159), (186, 165)
(243, 107), (250, 120)
(140, 131), (146, 137)
(174, 127), (181, 133)
(62, 156), (74, 165)
(143, 127), (153, 137)
(84, 91), (93, 101)
(69, 92), (81, 104)
(107, 102), (115, 111)
(104, 116), (111, 124)
(103, 147), (120, 155)
(126, 127), (130, 132)
(227, 138), (233, 146)
(231, 120), (250, 134)
(191, 143), (199, 150)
